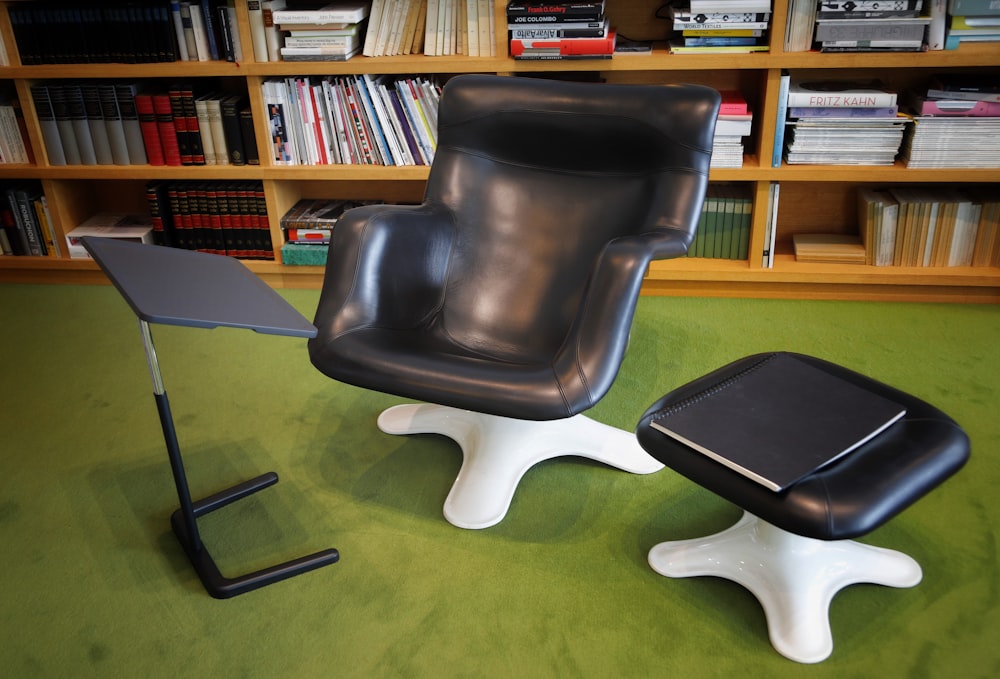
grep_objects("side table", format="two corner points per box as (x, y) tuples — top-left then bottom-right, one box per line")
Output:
(84, 236), (339, 599)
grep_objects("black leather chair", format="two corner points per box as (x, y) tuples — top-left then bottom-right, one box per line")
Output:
(636, 352), (971, 663)
(309, 74), (721, 528)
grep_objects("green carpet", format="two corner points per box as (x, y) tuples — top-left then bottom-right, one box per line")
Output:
(1, 283), (997, 678)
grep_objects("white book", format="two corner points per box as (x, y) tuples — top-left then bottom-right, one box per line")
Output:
(97, 84), (130, 165)
(179, 3), (200, 60)
(189, 2), (211, 61)
(113, 83), (147, 165)
(285, 33), (361, 46)
(477, 0), (492, 56)
(81, 84), (114, 165)
(205, 95), (229, 165)
(369, 0), (399, 57)
(363, 0), (388, 57)
(194, 96), (217, 164)
(387, 0), (411, 56)
(272, 2), (371, 24)
(263, 0), (288, 61)
(424, 0), (439, 54)
(464, 0), (479, 56)
(65, 85), (97, 165)
(169, 2), (190, 60)
(247, 0), (270, 62)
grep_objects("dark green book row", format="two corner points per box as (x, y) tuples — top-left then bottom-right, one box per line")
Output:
(687, 184), (753, 260)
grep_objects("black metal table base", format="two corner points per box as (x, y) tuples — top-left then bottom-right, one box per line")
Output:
(169, 472), (340, 599)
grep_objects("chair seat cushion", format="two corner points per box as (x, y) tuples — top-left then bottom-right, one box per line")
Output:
(636, 352), (970, 540)
(310, 327), (606, 421)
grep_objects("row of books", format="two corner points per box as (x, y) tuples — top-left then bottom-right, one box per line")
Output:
(858, 186), (999, 267)
(8, 1), (246, 65)
(146, 180), (275, 259)
(506, 1), (617, 60)
(364, 0), (497, 58)
(262, 74), (440, 166)
(30, 81), (258, 167)
(667, 2), (772, 54)
(248, 1), (500, 61)
(0, 182), (59, 257)
(773, 74), (1000, 168)
(687, 184), (753, 260)
(785, 0), (1000, 53)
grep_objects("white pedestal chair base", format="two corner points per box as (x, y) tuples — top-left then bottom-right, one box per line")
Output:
(647, 511), (923, 664)
(377, 403), (664, 529)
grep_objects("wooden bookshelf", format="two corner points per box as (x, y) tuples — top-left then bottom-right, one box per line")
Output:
(0, 0), (997, 303)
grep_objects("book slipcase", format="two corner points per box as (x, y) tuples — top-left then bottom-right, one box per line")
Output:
(0, 1), (997, 303)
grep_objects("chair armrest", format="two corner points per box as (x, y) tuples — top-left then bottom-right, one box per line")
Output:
(312, 203), (456, 336)
(553, 228), (692, 408)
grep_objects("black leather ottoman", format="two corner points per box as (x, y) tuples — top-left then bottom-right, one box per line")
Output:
(636, 352), (970, 663)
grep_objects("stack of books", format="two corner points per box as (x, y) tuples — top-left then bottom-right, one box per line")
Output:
(686, 184), (753, 261)
(813, 1), (929, 53)
(783, 79), (909, 166)
(280, 198), (347, 265)
(945, 0), (1000, 48)
(262, 74), (440, 166)
(711, 91), (752, 169)
(272, 2), (371, 61)
(902, 74), (1000, 169)
(506, 1), (615, 60)
(667, 1), (771, 54)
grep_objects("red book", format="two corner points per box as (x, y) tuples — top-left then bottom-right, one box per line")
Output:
(134, 94), (165, 166)
(719, 90), (750, 116)
(152, 93), (182, 166)
(168, 86), (193, 165)
(509, 31), (616, 57)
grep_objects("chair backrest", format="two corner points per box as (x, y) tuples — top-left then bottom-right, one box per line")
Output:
(424, 74), (719, 363)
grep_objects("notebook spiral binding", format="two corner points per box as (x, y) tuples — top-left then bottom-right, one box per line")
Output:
(650, 352), (780, 420)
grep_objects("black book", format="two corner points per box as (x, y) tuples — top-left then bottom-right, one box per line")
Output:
(507, 1), (605, 23)
(649, 353), (907, 492)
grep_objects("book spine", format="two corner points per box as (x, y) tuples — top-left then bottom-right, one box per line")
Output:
(248, 0), (269, 61)
(48, 85), (83, 165)
(220, 96), (246, 165)
(115, 84), (149, 164)
(786, 91), (897, 108)
(153, 93), (183, 165)
(506, 2), (605, 22)
(81, 84), (114, 165)
(98, 83), (131, 165)
(181, 85), (206, 165)
(134, 93), (166, 166)
(29, 84), (67, 165)
(271, 9), (370, 24)
(65, 84), (98, 165)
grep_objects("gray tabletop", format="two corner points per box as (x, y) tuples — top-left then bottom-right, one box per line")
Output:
(82, 236), (317, 338)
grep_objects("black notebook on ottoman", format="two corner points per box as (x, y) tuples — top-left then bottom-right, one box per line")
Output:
(649, 353), (906, 492)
